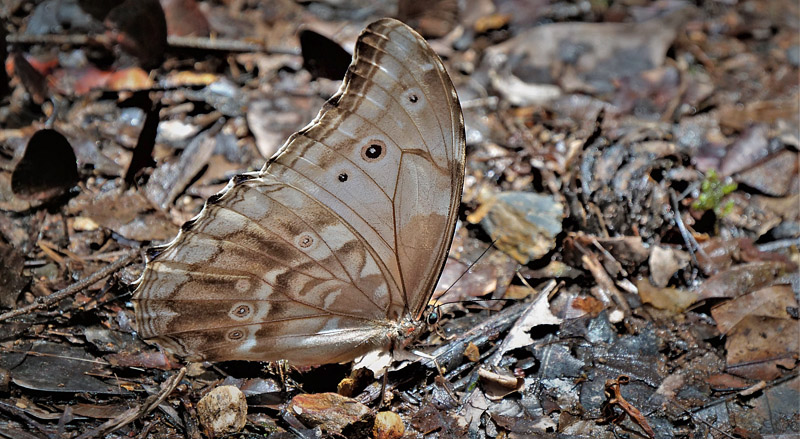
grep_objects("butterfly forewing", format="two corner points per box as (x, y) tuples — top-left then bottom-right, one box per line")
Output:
(133, 18), (465, 365)
(269, 19), (465, 318)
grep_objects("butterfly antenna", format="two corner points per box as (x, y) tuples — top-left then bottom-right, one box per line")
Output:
(438, 238), (499, 299)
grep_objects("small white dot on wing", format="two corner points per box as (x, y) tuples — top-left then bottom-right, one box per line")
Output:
(235, 279), (250, 293)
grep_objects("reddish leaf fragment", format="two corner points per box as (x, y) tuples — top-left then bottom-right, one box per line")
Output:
(705, 373), (753, 392)
(599, 375), (655, 439)
(160, 0), (210, 37)
(711, 285), (797, 335)
(106, 67), (154, 91)
(725, 315), (799, 381)
(410, 404), (467, 436)
(698, 261), (796, 300)
(105, 351), (179, 371)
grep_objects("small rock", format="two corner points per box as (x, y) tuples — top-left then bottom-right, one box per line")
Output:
(373, 411), (404, 439)
(288, 392), (369, 433)
(608, 309), (626, 324)
(72, 216), (100, 232)
(471, 189), (564, 264)
(196, 385), (247, 435)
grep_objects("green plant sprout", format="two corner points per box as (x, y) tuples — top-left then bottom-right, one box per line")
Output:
(691, 169), (737, 215)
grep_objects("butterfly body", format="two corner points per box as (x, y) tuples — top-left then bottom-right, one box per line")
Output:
(133, 18), (465, 365)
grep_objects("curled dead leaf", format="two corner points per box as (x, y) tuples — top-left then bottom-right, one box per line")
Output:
(478, 367), (524, 401)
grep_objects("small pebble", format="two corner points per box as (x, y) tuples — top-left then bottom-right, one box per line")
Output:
(196, 385), (248, 435)
(373, 411), (404, 439)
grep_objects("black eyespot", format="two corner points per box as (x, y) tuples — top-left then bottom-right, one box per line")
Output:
(233, 304), (251, 317)
(228, 330), (244, 340)
(298, 234), (314, 248)
(365, 144), (381, 159)
(361, 140), (386, 162)
(403, 89), (423, 106)
(338, 173), (348, 182)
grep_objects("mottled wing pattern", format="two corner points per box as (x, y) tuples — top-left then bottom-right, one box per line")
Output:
(132, 18), (465, 365)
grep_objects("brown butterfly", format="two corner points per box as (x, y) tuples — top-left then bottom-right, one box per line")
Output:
(133, 18), (465, 365)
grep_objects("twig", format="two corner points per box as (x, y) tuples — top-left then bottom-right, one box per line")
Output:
(599, 375), (655, 439)
(669, 189), (708, 267)
(460, 96), (499, 110)
(7, 33), (95, 46)
(421, 301), (530, 403)
(581, 252), (631, 313)
(0, 250), (138, 322)
(422, 300), (530, 373)
(167, 35), (298, 55)
(757, 237), (800, 253)
(0, 400), (56, 438)
(7, 33), (299, 55)
(76, 367), (186, 439)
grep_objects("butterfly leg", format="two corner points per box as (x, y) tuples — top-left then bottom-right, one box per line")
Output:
(377, 367), (390, 408)
(267, 360), (304, 394)
(433, 323), (456, 341)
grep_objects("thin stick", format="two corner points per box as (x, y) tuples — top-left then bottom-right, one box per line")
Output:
(669, 189), (709, 267)
(0, 400), (55, 438)
(0, 250), (138, 322)
(757, 237), (800, 253)
(76, 368), (187, 439)
(581, 252), (630, 312)
(7, 33), (299, 55)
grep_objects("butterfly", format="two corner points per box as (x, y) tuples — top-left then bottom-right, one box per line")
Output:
(132, 18), (465, 366)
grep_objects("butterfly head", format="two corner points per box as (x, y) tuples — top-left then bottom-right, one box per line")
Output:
(424, 306), (440, 326)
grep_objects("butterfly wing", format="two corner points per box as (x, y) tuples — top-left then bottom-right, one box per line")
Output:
(133, 18), (465, 364)
(268, 19), (466, 319)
